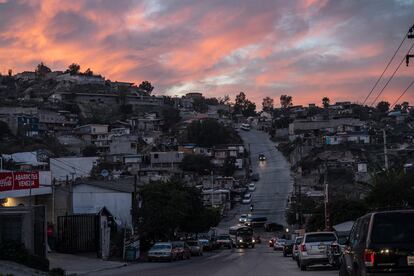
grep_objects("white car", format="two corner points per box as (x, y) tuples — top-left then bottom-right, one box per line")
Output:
(248, 183), (256, 192)
(297, 232), (337, 271)
(242, 193), (252, 204)
(239, 214), (248, 223)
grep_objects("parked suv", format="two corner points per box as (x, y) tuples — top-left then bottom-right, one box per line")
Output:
(340, 210), (414, 276)
(297, 231), (337, 270)
(292, 236), (303, 261)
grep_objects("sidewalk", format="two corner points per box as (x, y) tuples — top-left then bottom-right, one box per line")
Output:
(0, 260), (48, 276)
(48, 253), (127, 275)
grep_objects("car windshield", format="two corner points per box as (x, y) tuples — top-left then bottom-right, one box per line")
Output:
(187, 241), (198, 246)
(295, 237), (303, 244)
(277, 239), (286, 243)
(371, 212), (414, 244)
(305, 233), (336, 243)
(152, 244), (171, 250)
(217, 235), (230, 240)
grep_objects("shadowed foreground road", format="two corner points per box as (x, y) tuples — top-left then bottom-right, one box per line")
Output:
(91, 244), (338, 276)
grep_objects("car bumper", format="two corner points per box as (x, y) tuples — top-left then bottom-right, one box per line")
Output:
(366, 268), (414, 276)
(148, 255), (173, 260)
(300, 254), (330, 265)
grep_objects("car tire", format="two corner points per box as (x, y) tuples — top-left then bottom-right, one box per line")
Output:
(339, 263), (349, 276)
(300, 262), (307, 271)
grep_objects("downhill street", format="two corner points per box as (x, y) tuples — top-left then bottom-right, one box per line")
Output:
(90, 128), (337, 276)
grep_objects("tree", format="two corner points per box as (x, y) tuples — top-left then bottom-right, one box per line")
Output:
(365, 170), (414, 209)
(401, 101), (410, 112)
(138, 81), (154, 94)
(82, 145), (98, 157)
(280, 95), (293, 109)
(322, 97), (330, 108)
(186, 119), (241, 147)
(67, 63), (80, 75)
(218, 95), (230, 105)
(138, 181), (218, 241)
(192, 97), (208, 113)
(234, 92), (256, 117)
(262, 97), (274, 112)
(35, 62), (51, 77)
(393, 104), (402, 111)
(161, 107), (180, 132)
(8, 69), (12, 76)
(376, 101), (390, 113)
(84, 68), (94, 76)
(180, 155), (213, 175)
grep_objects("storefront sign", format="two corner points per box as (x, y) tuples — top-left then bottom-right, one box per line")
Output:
(0, 172), (39, 192)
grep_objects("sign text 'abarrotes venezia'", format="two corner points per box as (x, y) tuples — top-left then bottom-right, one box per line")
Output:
(0, 172), (40, 192)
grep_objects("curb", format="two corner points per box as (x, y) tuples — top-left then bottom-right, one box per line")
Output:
(65, 263), (128, 276)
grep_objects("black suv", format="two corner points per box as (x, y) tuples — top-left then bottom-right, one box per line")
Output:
(340, 210), (414, 276)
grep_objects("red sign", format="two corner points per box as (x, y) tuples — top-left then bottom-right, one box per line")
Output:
(0, 172), (39, 192)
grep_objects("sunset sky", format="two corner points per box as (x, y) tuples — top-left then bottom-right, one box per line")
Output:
(1, 0), (414, 107)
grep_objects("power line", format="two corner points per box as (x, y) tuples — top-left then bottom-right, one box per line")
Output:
(362, 29), (409, 105)
(390, 80), (414, 109)
(370, 41), (414, 107)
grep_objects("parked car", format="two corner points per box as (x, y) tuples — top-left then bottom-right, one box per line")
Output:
(292, 236), (303, 261)
(259, 154), (266, 161)
(198, 239), (213, 251)
(297, 232), (337, 271)
(283, 240), (294, 257)
(251, 173), (260, 181)
(248, 183), (256, 192)
(186, 240), (203, 256)
(173, 241), (191, 260)
(340, 209), (414, 276)
(148, 242), (177, 262)
(273, 238), (287, 251)
(216, 234), (233, 249)
(242, 193), (252, 204)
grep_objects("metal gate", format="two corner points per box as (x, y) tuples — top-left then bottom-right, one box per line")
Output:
(57, 214), (99, 254)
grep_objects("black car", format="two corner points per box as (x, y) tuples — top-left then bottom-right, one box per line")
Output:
(259, 154), (266, 161)
(283, 240), (294, 257)
(340, 209), (414, 276)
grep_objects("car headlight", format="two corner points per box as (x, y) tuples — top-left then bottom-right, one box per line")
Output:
(252, 239), (256, 243)
(239, 239), (243, 242)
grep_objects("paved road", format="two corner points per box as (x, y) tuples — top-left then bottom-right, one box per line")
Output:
(91, 244), (338, 276)
(89, 128), (333, 276)
(219, 128), (293, 229)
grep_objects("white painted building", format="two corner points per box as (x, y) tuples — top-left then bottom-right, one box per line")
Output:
(72, 182), (134, 227)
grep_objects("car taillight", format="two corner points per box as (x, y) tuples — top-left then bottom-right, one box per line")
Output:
(300, 244), (307, 252)
(364, 249), (375, 267)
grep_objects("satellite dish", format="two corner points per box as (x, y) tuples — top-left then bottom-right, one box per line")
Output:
(101, 169), (109, 177)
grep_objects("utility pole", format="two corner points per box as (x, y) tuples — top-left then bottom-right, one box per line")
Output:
(406, 24), (414, 66)
(383, 129), (389, 170)
(324, 163), (331, 231)
(133, 174), (137, 229)
(211, 171), (214, 207)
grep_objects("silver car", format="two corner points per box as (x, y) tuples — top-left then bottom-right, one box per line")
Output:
(148, 242), (177, 262)
(186, 240), (203, 256)
(297, 232), (337, 271)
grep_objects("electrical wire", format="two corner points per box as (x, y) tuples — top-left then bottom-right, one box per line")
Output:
(390, 80), (414, 109)
(362, 28), (409, 105)
(370, 41), (414, 107)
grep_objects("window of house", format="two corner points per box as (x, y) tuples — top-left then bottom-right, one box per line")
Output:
(154, 154), (159, 159)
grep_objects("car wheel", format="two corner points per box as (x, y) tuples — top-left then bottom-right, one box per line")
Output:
(339, 263), (349, 276)
(300, 262), (307, 271)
